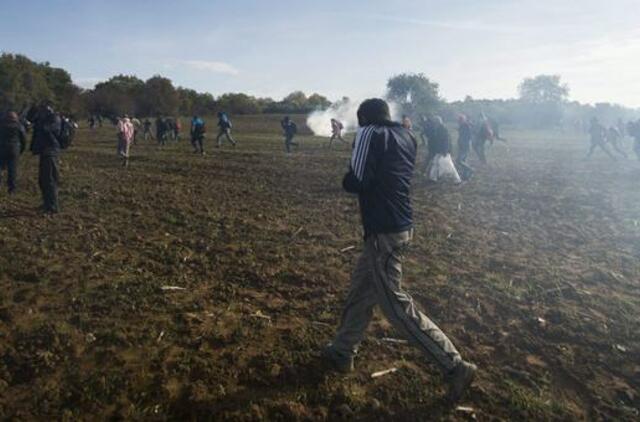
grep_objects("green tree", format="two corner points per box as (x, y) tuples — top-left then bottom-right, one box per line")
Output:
(306, 93), (331, 110)
(518, 75), (569, 103)
(386, 73), (441, 116)
(141, 76), (179, 116)
(518, 75), (569, 128)
(0, 54), (54, 111)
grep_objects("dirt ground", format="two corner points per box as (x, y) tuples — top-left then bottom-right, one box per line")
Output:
(0, 115), (639, 421)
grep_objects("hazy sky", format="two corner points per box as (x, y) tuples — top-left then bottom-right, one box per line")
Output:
(2, 0), (639, 107)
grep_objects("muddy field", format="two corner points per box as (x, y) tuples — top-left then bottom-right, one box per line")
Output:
(0, 115), (639, 421)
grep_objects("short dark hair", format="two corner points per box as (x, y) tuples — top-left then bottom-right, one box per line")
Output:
(357, 98), (391, 126)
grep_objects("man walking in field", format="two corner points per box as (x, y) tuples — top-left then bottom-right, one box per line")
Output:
(30, 102), (65, 213)
(586, 117), (616, 160)
(0, 111), (27, 194)
(116, 115), (135, 167)
(143, 118), (154, 141)
(322, 98), (477, 403)
(281, 116), (298, 153)
(216, 112), (236, 147)
(472, 116), (493, 164)
(456, 114), (474, 180)
(329, 118), (346, 146)
(156, 116), (167, 146)
(190, 115), (206, 155)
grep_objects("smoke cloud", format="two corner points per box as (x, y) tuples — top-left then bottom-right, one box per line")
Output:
(306, 98), (401, 137)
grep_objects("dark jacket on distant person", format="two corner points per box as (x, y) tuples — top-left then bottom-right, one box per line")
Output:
(30, 109), (62, 156)
(343, 123), (417, 238)
(430, 124), (451, 155)
(0, 118), (27, 156)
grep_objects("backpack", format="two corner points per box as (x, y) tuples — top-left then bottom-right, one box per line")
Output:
(58, 118), (75, 149)
(193, 119), (206, 135)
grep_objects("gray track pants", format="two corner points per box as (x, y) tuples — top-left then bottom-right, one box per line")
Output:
(331, 230), (462, 373)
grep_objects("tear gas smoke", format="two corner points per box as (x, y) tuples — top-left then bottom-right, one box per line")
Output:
(306, 98), (401, 137)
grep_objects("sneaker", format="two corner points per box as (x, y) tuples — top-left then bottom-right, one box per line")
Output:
(445, 361), (477, 402)
(321, 345), (354, 374)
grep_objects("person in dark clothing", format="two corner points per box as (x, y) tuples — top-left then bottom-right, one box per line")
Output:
(0, 112), (27, 193)
(190, 116), (206, 155)
(156, 117), (167, 146)
(586, 117), (616, 160)
(216, 112), (236, 147)
(419, 115), (434, 148)
(165, 118), (176, 141)
(456, 114), (474, 180)
(322, 98), (476, 403)
(424, 116), (462, 183)
(472, 117), (493, 164)
(281, 116), (298, 153)
(30, 104), (63, 213)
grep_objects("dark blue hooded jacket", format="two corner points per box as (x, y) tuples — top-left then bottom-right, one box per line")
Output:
(343, 123), (417, 238)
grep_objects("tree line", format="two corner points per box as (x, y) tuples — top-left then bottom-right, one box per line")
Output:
(0, 53), (331, 118)
(1, 52), (637, 128)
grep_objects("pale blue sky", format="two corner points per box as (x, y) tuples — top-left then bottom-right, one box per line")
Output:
(2, 0), (639, 107)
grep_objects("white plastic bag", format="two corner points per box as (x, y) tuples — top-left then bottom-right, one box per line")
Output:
(427, 153), (462, 184)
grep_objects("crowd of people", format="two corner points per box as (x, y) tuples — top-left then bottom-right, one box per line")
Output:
(4, 97), (640, 405)
(3, 102), (640, 214)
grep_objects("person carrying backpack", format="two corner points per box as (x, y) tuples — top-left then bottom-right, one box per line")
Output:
(191, 115), (206, 155)
(30, 102), (65, 213)
(281, 116), (298, 153)
(0, 111), (27, 194)
(216, 112), (236, 147)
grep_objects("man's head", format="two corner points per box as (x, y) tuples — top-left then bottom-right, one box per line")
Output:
(357, 98), (391, 127)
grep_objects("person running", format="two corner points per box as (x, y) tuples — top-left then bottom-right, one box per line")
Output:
(586, 117), (615, 160)
(117, 115), (135, 167)
(0, 111), (27, 194)
(322, 98), (476, 402)
(456, 114), (474, 181)
(281, 116), (298, 153)
(607, 126), (628, 158)
(329, 118), (346, 146)
(143, 118), (154, 141)
(30, 102), (65, 213)
(216, 112), (236, 147)
(424, 116), (461, 183)
(190, 115), (206, 155)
